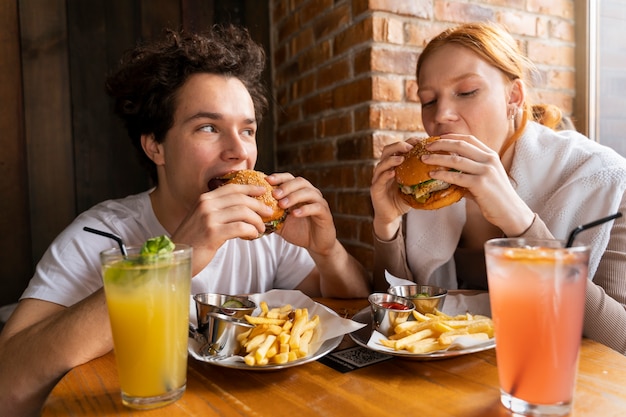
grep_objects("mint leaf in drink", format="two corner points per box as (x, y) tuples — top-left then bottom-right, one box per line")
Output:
(140, 235), (175, 256)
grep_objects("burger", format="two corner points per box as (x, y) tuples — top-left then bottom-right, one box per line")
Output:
(208, 169), (287, 236)
(395, 136), (466, 210)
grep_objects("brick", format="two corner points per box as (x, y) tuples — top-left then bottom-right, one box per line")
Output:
(336, 190), (374, 216)
(335, 17), (373, 55)
(290, 27), (315, 57)
(354, 48), (372, 75)
(276, 146), (304, 167)
(372, 75), (404, 101)
(497, 11), (539, 37)
(307, 140), (336, 163)
(527, 40), (574, 67)
(291, 72), (316, 100)
(527, 0), (574, 19)
(369, 104), (423, 131)
(372, 132), (406, 158)
(337, 134), (374, 160)
(313, 3), (351, 39)
(355, 163), (375, 188)
(368, 0), (432, 18)
(318, 163), (372, 189)
(548, 19), (575, 42)
(359, 220), (374, 246)
(283, 121), (316, 144)
(354, 105), (372, 131)
(277, 11), (301, 45)
(317, 113), (353, 138)
(299, 0), (334, 26)
(302, 89), (333, 116)
(406, 21), (448, 47)
(335, 216), (362, 241)
(372, 15), (405, 44)
(434, 1), (495, 23)
(476, 0), (525, 7)
(276, 102), (300, 125)
(533, 90), (573, 114)
(298, 40), (332, 74)
(351, 0), (370, 17)
(371, 47), (417, 75)
(332, 77), (373, 108)
(318, 58), (351, 90)
(544, 69), (575, 91)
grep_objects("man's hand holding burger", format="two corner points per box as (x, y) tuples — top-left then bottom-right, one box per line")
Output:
(266, 172), (338, 255)
(170, 174), (276, 275)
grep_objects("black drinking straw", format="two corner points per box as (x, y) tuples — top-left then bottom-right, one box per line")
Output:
(565, 212), (623, 248)
(83, 226), (128, 256)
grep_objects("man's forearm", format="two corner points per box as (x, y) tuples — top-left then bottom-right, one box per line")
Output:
(312, 241), (371, 298)
(0, 291), (112, 416)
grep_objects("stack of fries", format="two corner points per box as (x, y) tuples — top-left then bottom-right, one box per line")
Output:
(378, 309), (494, 354)
(238, 301), (320, 366)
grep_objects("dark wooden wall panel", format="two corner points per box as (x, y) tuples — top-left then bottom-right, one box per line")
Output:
(19, 0), (76, 274)
(67, 0), (150, 215)
(0, 0), (33, 305)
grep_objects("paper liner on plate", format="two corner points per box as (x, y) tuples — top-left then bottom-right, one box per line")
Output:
(367, 329), (494, 354)
(189, 289), (365, 363)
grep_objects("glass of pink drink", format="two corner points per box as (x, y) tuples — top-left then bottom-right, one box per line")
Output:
(484, 238), (589, 416)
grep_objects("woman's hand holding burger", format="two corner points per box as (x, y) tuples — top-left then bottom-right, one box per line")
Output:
(371, 139), (418, 241)
(372, 133), (535, 239)
(420, 134), (535, 236)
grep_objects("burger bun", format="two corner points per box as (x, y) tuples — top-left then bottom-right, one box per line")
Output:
(209, 169), (287, 237)
(395, 136), (466, 210)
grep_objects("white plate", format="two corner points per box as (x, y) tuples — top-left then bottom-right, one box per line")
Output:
(349, 307), (495, 361)
(188, 289), (364, 371)
(189, 333), (343, 371)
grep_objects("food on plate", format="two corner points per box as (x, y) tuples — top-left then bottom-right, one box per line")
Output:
(208, 169), (287, 235)
(395, 136), (466, 210)
(238, 301), (320, 366)
(221, 299), (245, 308)
(380, 302), (412, 310)
(378, 309), (494, 354)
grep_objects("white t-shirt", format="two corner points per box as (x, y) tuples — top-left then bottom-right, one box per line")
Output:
(21, 191), (315, 307)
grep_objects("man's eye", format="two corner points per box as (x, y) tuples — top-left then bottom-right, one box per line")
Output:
(242, 129), (255, 137)
(200, 125), (217, 133)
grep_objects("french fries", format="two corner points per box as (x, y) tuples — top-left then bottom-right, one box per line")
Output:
(378, 309), (494, 354)
(238, 301), (320, 366)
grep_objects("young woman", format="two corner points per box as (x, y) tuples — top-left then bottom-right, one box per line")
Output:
(371, 22), (626, 354)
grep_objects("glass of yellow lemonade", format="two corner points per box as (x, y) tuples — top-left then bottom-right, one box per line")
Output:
(484, 238), (589, 416)
(101, 243), (192, 410)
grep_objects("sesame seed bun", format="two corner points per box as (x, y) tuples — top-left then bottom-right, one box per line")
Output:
(395, 137), (466, 210)
(210, 169), (286, 236)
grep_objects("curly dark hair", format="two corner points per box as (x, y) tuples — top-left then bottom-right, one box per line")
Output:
(105, 24), (269, 184)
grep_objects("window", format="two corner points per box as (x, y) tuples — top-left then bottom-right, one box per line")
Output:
(576, 0), (626, 156)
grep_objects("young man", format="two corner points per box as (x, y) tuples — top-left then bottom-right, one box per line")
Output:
(0, 25), (371, 416)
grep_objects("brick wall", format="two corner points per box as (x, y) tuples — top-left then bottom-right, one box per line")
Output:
(269, 0), (576, 273)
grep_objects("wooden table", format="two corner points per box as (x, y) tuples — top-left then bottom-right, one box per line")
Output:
(42, 298), (626, 416)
